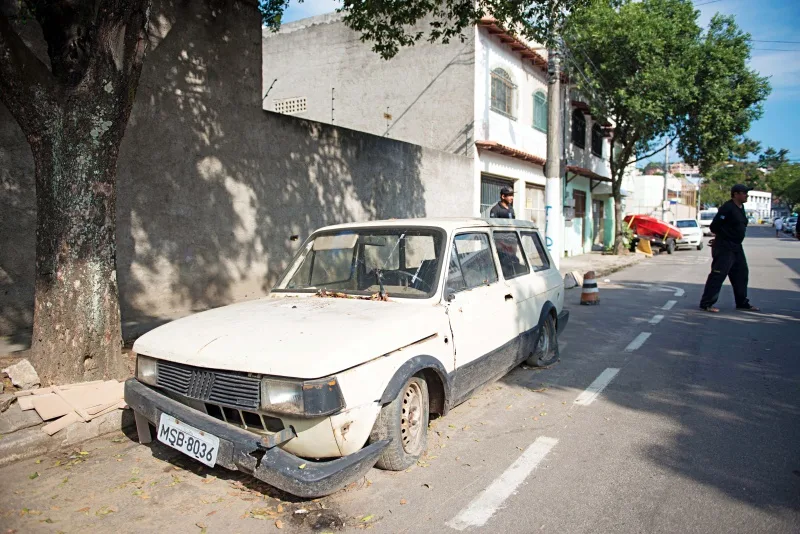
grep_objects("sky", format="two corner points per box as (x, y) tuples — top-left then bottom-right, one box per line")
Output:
(278, 0), (800, 163)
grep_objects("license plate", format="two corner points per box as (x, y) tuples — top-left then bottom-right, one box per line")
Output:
(157, 414), (220, 468)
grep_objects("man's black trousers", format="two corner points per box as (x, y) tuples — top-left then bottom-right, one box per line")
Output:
(699, 240), (750, 309)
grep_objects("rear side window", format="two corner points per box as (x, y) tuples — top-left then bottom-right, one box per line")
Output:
(447, 233), (498, 292)
(520, 232), (550, 272)
(493, 232), (530, 279)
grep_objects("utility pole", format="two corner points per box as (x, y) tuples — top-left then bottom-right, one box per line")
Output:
(662, 140), (670, 221)
(545, 43), (563, 269)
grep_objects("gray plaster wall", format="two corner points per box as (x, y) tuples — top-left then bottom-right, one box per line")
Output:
(0, 0), (473, 344)
(262, 13), (476, 156)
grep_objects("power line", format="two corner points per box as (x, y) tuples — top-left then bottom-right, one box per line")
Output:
(695, 0), (724, 6)
(751, 39), (800, 44)
(752, 48), (800, 52)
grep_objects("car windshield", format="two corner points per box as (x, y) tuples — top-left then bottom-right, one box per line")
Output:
(700, 212), (715, 220)
(274, 228), (445, 298)
(676, 220), (699, 228)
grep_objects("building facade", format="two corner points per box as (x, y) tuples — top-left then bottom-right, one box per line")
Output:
(263, 14), (615, 258)
(744, 190), (772, 220)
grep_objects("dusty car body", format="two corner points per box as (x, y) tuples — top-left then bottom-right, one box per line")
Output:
(125, 218), (568, 497)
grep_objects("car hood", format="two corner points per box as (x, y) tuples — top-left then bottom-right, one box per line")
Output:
(133, 296), (444, 379)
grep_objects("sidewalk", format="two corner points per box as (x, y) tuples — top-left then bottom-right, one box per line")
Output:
(559, 250), (642, 279)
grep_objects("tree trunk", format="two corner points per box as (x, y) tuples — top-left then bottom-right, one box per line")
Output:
(29, 106), (127, 385)
(612, 182), (626, 255)
(0, 1), (151, 385)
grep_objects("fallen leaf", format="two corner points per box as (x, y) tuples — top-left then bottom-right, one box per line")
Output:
(75, 507), (90, 514)
(111, 437), (125, 443)
(206, 511), (217, 517)
(422, 483), (431, 489)
(506, 405), (512, 410)
(361, 515), (373, 522)
(448, 424), (456, 429)
(40, 518), (54, 524)
(202, 476), (217, 484)
(400, 499), (407, 505)
(533, 417), (539, 421)
(462, 425), (470, 431)
(95, 506), (115, 517)
(78, 451), (89, 456)
(29, 472), (39, 480)
(277, 505), (284, 513)
(298, 464), (306, 469)
(275, 519), (284, 529)
(35, 459), (42, 464)
(196, 522), (207, 533)
(540, 412), (547, 416)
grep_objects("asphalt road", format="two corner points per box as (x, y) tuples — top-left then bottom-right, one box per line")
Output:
(1, 226), (798, 534)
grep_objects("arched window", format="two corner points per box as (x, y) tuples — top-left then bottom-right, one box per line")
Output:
(533, 90), (547, 132)
(491, 68), (516, 118)
(571, 109), (586, 149)
(591, 123), (603, 157)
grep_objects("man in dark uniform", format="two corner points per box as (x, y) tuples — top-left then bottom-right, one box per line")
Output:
(699, 184), (760, 313)
(489, 186), (515, 219)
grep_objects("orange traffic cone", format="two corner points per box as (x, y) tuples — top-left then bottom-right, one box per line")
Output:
(580, 270), (599, 305)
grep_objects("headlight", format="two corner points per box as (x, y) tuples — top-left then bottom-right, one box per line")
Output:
(260, 376), (345, 417)
(136, 355), (157, 386)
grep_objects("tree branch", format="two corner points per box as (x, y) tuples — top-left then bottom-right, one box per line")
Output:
(0, 14), (56, 135)
(628, 134), (679, 165)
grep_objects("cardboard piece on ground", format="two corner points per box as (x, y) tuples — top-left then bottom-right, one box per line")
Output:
(31, 380), (123, 421)
(15, 387), (53, 397)
(42, 412), (81, 436)
(17, 396), (37, 411)
(30, 393), (67, 421)
(61, 380), (104, 390)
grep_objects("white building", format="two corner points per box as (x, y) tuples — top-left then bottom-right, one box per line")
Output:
(745, 190), (772, 220)
(263, 14), (614, 258)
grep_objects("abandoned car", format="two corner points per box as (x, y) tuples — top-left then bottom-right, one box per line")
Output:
(125, 218), (569, 497)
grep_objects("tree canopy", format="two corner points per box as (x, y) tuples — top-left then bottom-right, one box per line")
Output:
(563, 0), (770, 251)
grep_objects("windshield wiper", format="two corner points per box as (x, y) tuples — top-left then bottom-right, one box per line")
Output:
(373, 269), (388, 300)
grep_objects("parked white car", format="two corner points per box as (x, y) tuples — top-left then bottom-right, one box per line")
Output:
(674, 219), (704, 250)
(125, 218), (568, 497)
(699, 209), (717, 236)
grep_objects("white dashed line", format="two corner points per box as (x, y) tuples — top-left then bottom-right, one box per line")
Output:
(649, 315), (664, 325)
(662, 300), (677, 310)
(625, 332), (651, 352)
(574, 368), (620, 406)
(446, 437), (558, 531)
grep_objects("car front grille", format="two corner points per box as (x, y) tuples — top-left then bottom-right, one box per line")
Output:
(156, 360), (261, 410)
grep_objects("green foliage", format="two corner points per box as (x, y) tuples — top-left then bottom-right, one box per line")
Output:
(767, 163), (800, 211)
(260, 0), (592, 59)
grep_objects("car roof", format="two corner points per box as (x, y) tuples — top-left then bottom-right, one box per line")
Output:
(315, 217), (538, 233)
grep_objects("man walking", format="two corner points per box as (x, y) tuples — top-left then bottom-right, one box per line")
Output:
(699, 184), (759, 313)
(489, 186), (515, 219)
(775, 216), (783, 236)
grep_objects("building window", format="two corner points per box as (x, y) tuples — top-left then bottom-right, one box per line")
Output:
(533, 91), (547, 132)
(571, 109), (586, 149)
(591, 124), (603, 157)
(491, 68), (516, 119)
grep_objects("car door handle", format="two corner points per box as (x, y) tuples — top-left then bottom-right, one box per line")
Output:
(505, 293), (514, 301)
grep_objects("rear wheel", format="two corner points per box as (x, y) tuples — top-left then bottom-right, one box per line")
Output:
(526, 313), (559, 367)
(369, 376), (429, 471)
(697, 242), (704, 251)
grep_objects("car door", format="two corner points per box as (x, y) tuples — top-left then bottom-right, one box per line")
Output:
(518, 230), (562, 351)
(444, 231), (518, 404)
(492, 230), (536, 360)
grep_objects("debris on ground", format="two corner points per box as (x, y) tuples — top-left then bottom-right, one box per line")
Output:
(13, 380), (125, 436)
(2, 359), (40, 390)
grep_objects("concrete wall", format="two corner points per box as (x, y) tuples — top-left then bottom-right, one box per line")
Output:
(0, 0), (474, 342)
(262, 13), (476, 156)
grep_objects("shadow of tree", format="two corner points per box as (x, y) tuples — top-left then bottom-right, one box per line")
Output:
(2, 0), (476, 346)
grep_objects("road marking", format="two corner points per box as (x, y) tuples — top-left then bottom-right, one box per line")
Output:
(649, 315), (664, 325)
(446, 437), (558, 531)
(625, 332), (651, 352)
(574, 368), (620, 406)
(674, 288), (685, 297)
(663, 300), (677, 310)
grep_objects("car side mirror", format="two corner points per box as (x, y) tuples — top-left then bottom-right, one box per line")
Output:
(444, 288), (456, 302)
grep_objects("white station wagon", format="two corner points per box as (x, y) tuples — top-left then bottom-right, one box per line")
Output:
(125, 218), (569, 497)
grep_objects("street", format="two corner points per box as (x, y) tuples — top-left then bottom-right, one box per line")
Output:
(1, 226), (798, 533)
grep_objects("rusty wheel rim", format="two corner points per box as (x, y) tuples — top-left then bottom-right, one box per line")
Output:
(400, 381), (424, 454)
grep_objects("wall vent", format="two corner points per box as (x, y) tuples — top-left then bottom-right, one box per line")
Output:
(274, 97), (307, 115)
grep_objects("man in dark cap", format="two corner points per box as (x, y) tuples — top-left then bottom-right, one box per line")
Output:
(489, 186), (516, 219)
(699, 184), (759, 312)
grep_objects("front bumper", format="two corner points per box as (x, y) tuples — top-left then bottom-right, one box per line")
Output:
(124, 379), (388, 498)
(557, 310), (570, 337)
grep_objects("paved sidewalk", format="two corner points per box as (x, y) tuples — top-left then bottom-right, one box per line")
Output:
(559, 250), (643, 279)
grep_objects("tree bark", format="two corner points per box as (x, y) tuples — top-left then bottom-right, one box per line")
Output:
(30, 108), (127, 384)
(0, 1), (151, 385)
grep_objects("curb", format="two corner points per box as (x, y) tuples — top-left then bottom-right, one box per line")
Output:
(0, 409), (135, 468)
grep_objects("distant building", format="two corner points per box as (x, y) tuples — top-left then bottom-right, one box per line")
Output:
(669, 162), (700, 178)
(744, 190), (771, 220)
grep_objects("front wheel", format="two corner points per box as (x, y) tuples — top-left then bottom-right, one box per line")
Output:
(697, 242), (704, 251)
(526, 313), (559, 367)
(369, 376), (429, 471)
